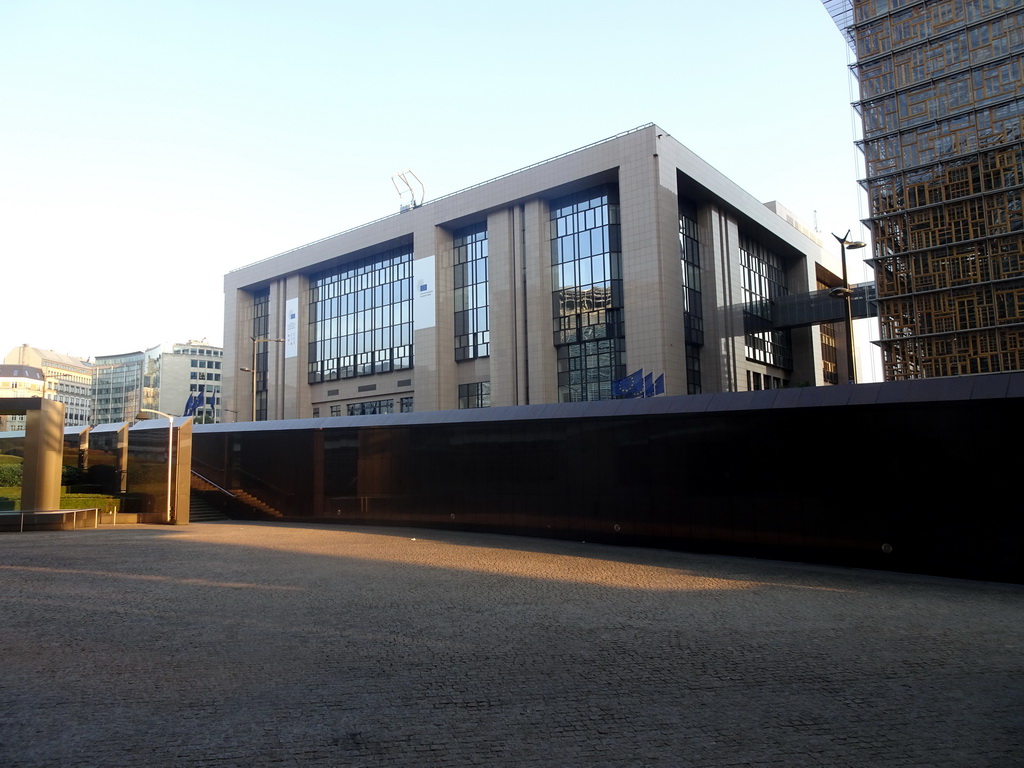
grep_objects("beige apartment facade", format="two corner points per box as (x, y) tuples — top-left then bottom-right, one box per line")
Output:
(3, 346), (92, 427)
(223, 124), (846, 421)
(0, 364), (47, 432)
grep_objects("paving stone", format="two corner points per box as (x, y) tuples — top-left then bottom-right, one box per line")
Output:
(0, 522), (1021, 767)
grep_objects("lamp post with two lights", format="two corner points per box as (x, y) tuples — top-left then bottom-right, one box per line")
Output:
(830, 230), (867, 384)
(240, 336), (284, 421)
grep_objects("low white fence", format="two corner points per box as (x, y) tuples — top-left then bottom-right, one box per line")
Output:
(0, 508), (102, 533)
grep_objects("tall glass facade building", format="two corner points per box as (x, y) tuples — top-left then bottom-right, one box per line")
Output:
(223, 125), (847, 421)
(826, 0), (1024, 379)
(550, 186), (624, 402)
(91, 351), (148, 425)
(90, 342), (224, 425)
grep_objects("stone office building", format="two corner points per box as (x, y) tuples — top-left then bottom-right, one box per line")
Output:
(223, 124), (846, 421)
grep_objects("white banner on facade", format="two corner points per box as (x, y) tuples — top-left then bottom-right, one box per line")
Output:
(285, 297), (299, 358)
(413, 255), (436, 330)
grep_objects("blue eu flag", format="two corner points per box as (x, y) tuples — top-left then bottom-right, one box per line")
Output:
(644, 373), (666, 396)
(183, 385), (206, 417)
(613, 369), (645, 398)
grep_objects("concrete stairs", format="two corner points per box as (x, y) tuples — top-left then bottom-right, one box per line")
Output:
(231, 490), (284, 518)
(188, 492), (230, 522)
(191, 474), (221, 493)
(189, 472), (283, 520)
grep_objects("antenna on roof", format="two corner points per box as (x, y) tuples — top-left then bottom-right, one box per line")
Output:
(392, 169), (425, 213)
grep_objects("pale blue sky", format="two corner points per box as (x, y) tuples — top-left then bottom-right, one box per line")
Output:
(1, 0), (876, 376)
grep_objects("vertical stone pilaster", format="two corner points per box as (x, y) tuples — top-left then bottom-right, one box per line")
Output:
(702, 206), (744, 392)
(21, 399), (64, 511)
(281, 274), (310, 420)
(619, 152), (687, 395)
(411, 221), (448, 412)
(487, 208), (517, 407)
(224, 288), (255, 423)
(524, 199), (556, 404)
(432, 225), (457, 411)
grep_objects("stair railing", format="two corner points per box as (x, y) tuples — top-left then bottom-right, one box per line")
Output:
(190, 470), (237, 498)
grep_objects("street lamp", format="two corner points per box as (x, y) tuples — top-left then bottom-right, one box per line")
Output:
(136, 408), (175, 522)
(243, 336), (284, 421)
(830, 230), (867, 384)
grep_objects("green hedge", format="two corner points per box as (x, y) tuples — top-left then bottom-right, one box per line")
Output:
(0, 464), (22, 486)
(0, 464), (83, 486)
(0, 493), (121, 512)
(61, 494), (121, 512)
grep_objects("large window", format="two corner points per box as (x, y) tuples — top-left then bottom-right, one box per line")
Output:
(458, 381), (490, 409)
(347, 397), (413, 415)
(739, 235), (792, 370)
(252, 289), (270, 421)
(453, 222), (489, 361)
(308, 245), (413, 383)
(680, 198), (703, 394)
(550, 185), (625, 402)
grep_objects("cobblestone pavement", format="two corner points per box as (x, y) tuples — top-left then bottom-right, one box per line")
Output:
(0, 522), (1021, 767)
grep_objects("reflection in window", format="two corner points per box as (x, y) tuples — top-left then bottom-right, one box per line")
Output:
(253, 288), (270, 420)
(458, 381), (490, 409)
(453, 222), (489, 360)
(748, 371), (785, 390)
(740, 235), (792, 370)
(550, 185), (625, 402)
(817, 279), (839, 384)
(308, 245), (413, 384)
(680, 198), (703, 394)
(347, 397), (414, 415)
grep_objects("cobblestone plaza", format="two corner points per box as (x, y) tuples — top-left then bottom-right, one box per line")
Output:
(1, 522), (1021, 767)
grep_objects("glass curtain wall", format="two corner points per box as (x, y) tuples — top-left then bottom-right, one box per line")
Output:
(550, 185), (625, 402)
(142, 346), (162, 413)
(90, 354), (144, 425)
(679, 198), (703, 394)
(740, 235), (792, 371)
(252, 289), (270, 421)
(453, 222), (489, 361)
(308, 245), (413, 383)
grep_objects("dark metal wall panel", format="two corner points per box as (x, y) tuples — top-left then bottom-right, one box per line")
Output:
(193, 374), (1024, 583)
